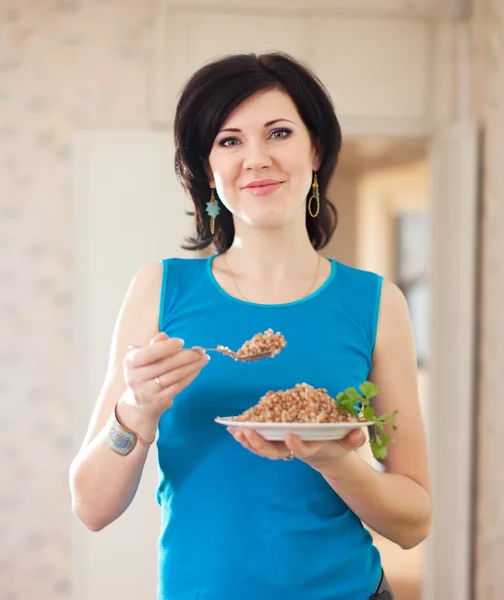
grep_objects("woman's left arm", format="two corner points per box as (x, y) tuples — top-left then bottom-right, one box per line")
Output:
(317, 279), (432, 549)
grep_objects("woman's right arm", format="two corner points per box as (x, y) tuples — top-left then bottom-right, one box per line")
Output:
(69, 262), (209, 532)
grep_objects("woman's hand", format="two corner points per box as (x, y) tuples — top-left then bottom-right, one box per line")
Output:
(227, 427), (366, 471)
(122, 332), (210, 420)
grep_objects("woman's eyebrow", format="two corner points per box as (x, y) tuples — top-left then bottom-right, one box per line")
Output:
(218, 118), (295, 134)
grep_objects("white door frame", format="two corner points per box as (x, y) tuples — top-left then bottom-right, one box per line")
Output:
(70, 129), (479, 600)
(423, 120), (479, 600)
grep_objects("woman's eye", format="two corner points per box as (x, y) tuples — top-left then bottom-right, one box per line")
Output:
(219, 137), (240, 148)
(217, 128), (291, 147)
(270, 128), (292, 140)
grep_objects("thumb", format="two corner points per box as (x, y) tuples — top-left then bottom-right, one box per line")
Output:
(149, 331), (170, 345)
(342, 428), (366, 450)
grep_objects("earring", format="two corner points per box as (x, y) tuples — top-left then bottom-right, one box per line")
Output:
(205, 189), (221, 235)
(308, 173), (320, 218)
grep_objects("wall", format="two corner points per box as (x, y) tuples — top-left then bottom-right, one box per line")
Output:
(0, 2), (154, 597)
(470, 1), (504, 597)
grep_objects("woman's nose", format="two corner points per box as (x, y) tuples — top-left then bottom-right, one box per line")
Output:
(242, 142), (273, 170)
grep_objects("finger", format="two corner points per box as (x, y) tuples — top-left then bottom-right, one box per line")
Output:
(128, 350), (209, 397)
(136, 367), (203, 412)
(125, 348), (201, 390)
(162, 365), (205, 398)
(125, 331), (169, 355)
(283, 434), (321, 459)
(149, 332), (170, 344)
(140, 348), (209, 382)
(191, 346), (209, 356)
(153, 355), (210, 393)
(229, 430), (262, 456)
(340, 428), (366, 450)
(243, 430), (290, 460)
(228, 429), (263, 456)
(127, 337), (185, 368)
(227, 428), (259, 455)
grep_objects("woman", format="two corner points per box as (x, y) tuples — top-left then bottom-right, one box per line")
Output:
(70, 52), (431, 600)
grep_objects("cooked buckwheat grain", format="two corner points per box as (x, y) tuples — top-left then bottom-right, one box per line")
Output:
(232, 383), (359, 423)
(217, 328), (286, 360)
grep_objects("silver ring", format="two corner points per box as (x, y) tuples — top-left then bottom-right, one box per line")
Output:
(283, 450), (295, 461)
(155, 376), (164, 391)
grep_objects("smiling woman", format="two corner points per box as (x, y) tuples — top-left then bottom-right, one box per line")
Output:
(174, 52), (341, 254)
(70, 52), (431, 600)
(208, 91), (319, 234)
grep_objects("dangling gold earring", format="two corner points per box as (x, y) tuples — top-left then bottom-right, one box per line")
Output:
(205, 188), (221, 235)
(308, 173), (320, 218)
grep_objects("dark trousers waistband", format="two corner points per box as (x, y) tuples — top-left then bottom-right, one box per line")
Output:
(369, 571), (394, 599)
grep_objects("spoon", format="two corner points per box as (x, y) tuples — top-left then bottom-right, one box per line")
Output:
(126, 344), (276, 363)
(201, 347), (278, 362)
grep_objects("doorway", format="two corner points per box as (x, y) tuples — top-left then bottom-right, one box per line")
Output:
(72, 123), (479, 600)
(325, 138), (430, 600)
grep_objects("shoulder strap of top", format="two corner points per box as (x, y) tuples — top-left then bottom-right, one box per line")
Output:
(370, 273), (384, 353)
(158, 257), (207, 332)
(330, 261), (383, 356)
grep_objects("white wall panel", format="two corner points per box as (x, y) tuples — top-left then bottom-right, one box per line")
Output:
(72, 131), (193, 600)
(310, 17), (430, 121)
(156, 6), (433, 136)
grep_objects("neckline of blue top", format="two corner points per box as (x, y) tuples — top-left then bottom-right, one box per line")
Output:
(206, 254), (337, 309)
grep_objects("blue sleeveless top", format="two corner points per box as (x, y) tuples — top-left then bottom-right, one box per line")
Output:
(156, 256), (383, 600)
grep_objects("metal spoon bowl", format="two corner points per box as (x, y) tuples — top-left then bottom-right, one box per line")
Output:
(202, 348), (277, 362)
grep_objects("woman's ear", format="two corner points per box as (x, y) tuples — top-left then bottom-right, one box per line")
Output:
(204, 160), (215, 187)
(312, 142), (322, 172)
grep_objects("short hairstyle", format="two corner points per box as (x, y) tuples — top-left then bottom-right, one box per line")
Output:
(174, 52), (342, 253)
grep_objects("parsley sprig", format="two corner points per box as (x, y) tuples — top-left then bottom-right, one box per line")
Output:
(336, 381), (398, 460)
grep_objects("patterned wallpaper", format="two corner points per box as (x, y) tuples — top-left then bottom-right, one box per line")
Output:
(0, 1), (153, 598)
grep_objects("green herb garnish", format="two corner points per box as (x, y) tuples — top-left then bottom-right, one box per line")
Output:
(336, 381), (398, 460)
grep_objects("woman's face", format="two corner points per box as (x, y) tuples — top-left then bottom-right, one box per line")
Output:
(208, 88), (320, 231)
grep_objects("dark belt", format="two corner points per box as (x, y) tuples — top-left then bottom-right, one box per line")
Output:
(368, 571), (394, 599)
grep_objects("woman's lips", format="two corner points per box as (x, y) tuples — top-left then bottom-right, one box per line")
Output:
(243, 182), (282, 196)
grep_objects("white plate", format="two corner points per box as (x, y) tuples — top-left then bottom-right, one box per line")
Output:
(215, 417), (372, 441)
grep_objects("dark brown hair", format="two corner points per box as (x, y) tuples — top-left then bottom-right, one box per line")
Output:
(174, 52), (342, 253)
